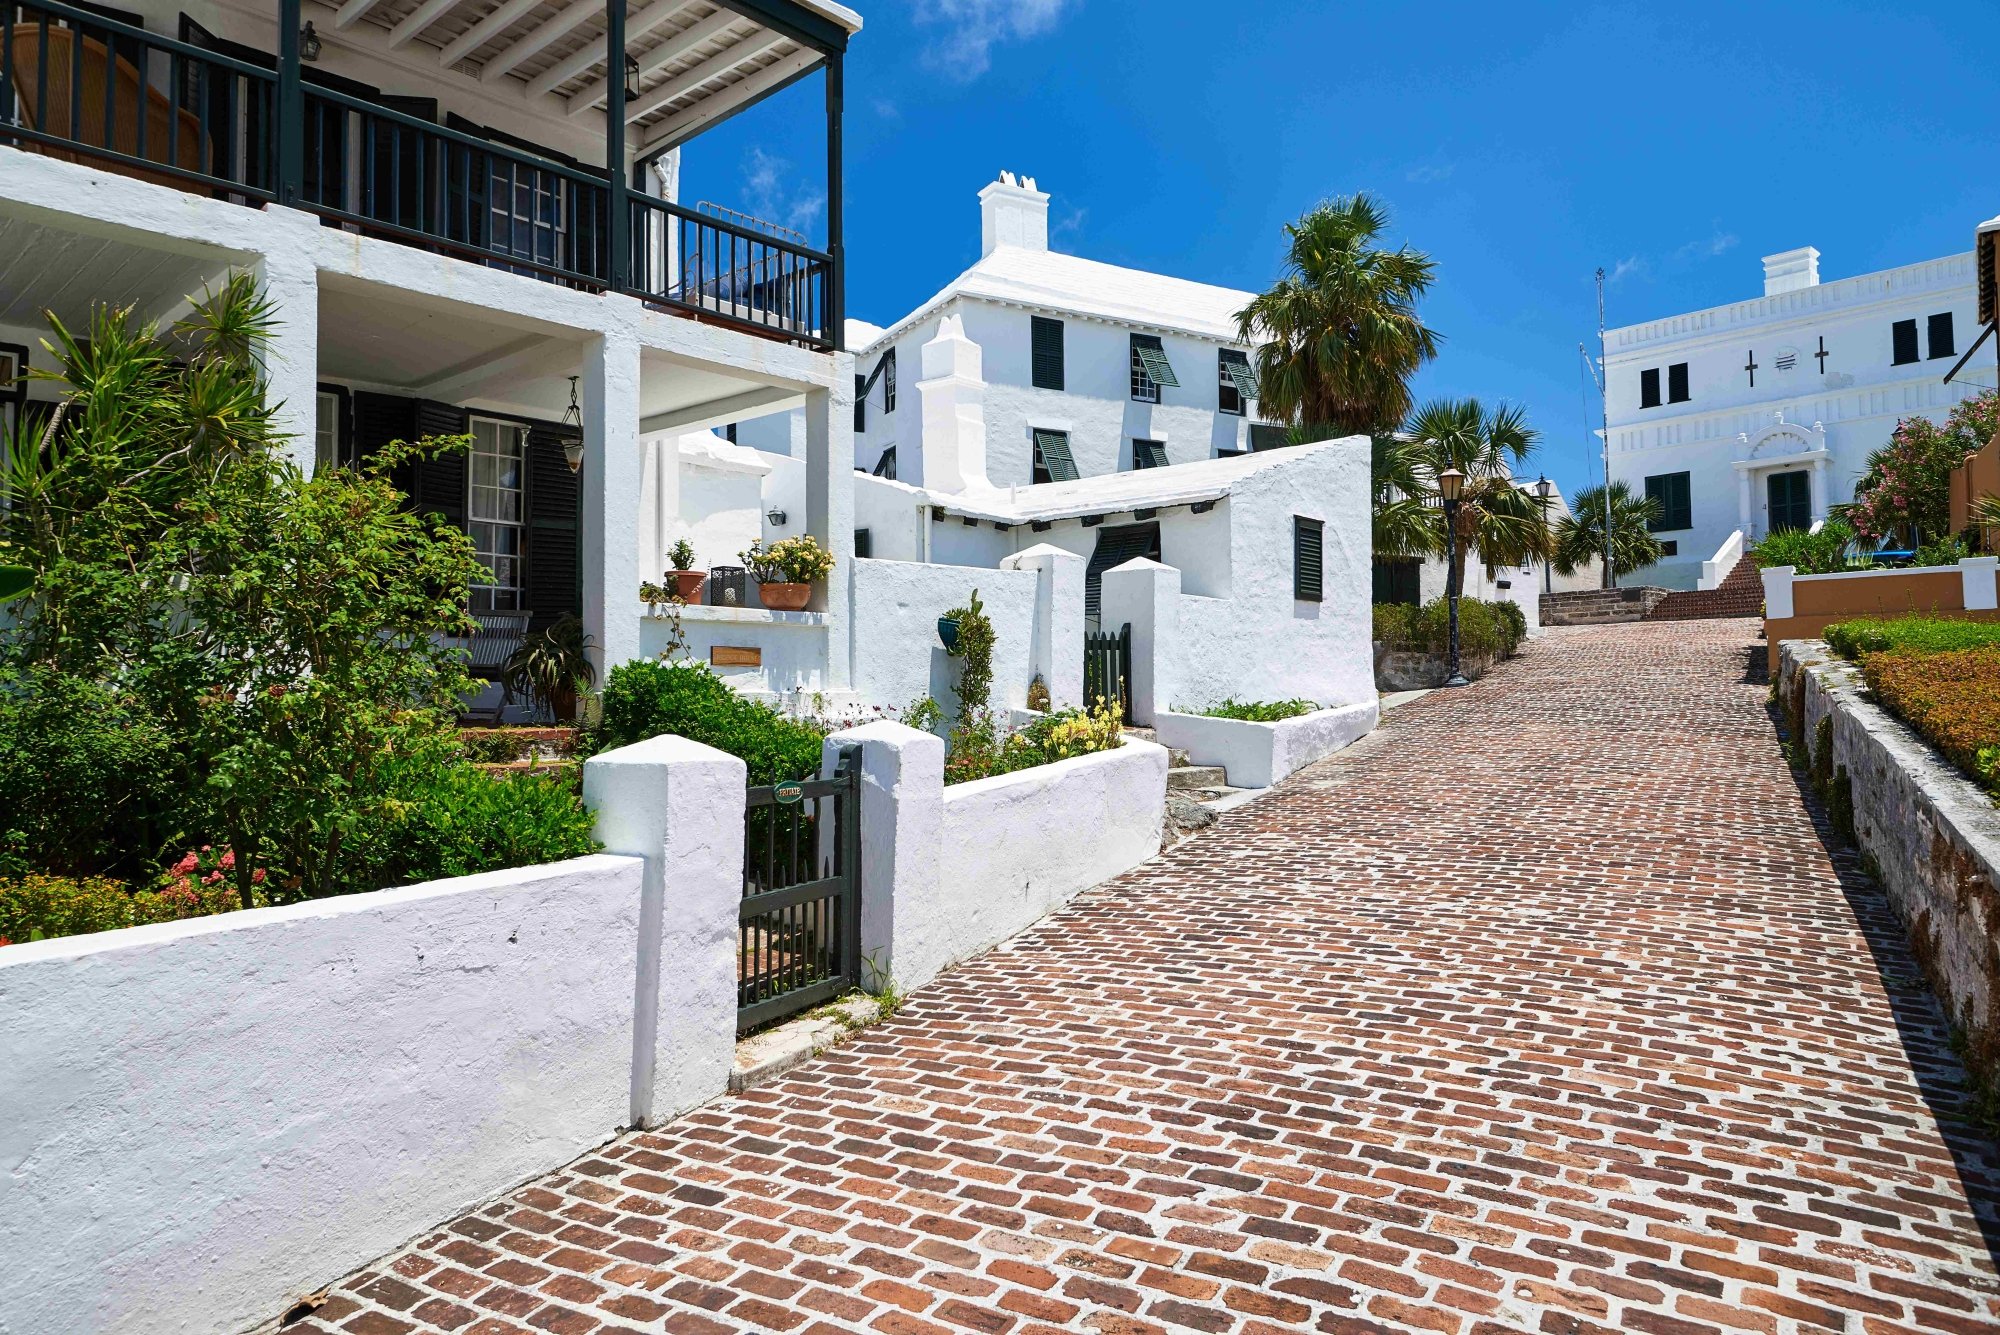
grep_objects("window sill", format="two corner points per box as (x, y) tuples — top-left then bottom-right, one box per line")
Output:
(643, 603), (829, 628)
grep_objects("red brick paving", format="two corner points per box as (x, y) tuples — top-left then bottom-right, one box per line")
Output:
(297, 620), (2000, 1335)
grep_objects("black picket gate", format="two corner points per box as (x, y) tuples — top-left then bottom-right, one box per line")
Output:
(737, 743), (861, 1034)
(1083, 622), (1135, 724)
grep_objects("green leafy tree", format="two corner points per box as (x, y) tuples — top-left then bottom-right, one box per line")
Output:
(1553, 482), (1664, 583)
(1235, 194), (1441, 437)
(1839, 390), (2000, 546)
(1393, 399), (1550, 593)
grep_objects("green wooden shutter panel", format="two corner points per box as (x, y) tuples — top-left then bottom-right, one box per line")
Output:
(854, 373), (867, 431)
(1220, 352), (1258, 398)
(413, 400), (470, 534)
(1644, 471), (1691, 532)
(1131, 334), (1179, 387)
(1294, 516), (1324, 602)
(1640, 367), (1661, 408)
(1892, 319), (1920, 365)
(1031, 316), (1065, 390)
(1133, 439), (1168, 470)
(351, 392), (418, 495)
(1085, 522), (1162, 622)
(1033, 428), (1078, 482)
(525, 422), (582, 631)
(1249, 423), (1290, 452)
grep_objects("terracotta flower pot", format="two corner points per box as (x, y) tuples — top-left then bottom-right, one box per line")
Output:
(757, 582), (812, 611)
(670, 570), (706, 602)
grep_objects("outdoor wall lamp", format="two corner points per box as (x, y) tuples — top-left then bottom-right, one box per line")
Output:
(299, 21), (321, 61)
(560, 377), (584, 474)
(623, 54), (640, 100)
(1437, 468), (1469, 688)
(766, 507), (787, 526)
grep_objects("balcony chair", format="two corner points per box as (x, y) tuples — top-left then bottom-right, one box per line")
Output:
(458, 609), (530, 724)
(7, 24), (206, 190)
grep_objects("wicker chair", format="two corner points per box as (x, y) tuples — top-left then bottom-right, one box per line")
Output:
(7, 24), (207, 190)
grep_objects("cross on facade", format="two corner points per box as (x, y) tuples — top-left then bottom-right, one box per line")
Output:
(1744, 349), (1758, 387)
(1815, 336), (1829, 372)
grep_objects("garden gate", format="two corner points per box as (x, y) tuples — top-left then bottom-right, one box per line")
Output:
(737, 743), (861, 1034)
(1083, 622), (1135, 725)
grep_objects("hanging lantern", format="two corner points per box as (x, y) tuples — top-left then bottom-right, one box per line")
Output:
(623, 53), (640, 101)
(561, 376), (584, 474)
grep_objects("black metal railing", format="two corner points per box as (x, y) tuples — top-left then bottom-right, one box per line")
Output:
(0, 0), (276, 197)
(631, 193), (832, 349)
(1084, 622), (1134, 724)
(738, 744), (860, 1034)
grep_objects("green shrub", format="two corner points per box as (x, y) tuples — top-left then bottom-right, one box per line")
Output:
(1201, 698), (1319, 722)
(1860, 647), (2000, 797)
(591, 658), (826, 784)
(1372, 596), (1524, 660)
(1824, 615), (2000, 661)
(945, 703), (1125, 785)
(1749, 520), (1869, 575)
(344, 760), (600, 893)
(0, 872), (242, 945)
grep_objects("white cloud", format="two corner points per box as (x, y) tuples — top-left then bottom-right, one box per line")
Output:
(1606, 255), (1647, 286)
(1050, 205), (1086, 245)
(740, 147), (824, 236)
(1404, 161), (1454, 185)
(912, 0), (1069, 82)
(1672, 230), (1738, 262)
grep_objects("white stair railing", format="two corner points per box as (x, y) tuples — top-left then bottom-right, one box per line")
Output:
(1698, 529), (1745, 591)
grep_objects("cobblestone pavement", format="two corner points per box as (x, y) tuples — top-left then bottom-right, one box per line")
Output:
(300, 620), (2000, 1335)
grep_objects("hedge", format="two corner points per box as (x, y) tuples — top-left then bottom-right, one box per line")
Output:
(1858, 647), (2000, 797)
(1373, 596), (1526, 661)
(1824, 615), (2000, 661)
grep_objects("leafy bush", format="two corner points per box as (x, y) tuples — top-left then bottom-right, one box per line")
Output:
(945, 703), (1125, 785)
(1912, 534), (1973, 568)
(1749, 520), (1869, 575)
(0, 872), (243, 946)
(1824, 615), (2000, 661)
(1201, 698), (1320, 722)
(740, 535), (835, 584)
(1860, 647), (2000, 797)
(343, 760), (599, 892)
(592, 658), (826, 784)
(1841, 390), (1999, 546)
(1372, 596), (1524, 660)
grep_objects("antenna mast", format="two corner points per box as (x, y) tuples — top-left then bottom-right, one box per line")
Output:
(1594, 267), (1615, 588)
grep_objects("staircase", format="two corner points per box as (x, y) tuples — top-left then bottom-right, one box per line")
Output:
(1540, 586), (1671, 626)
(1645, 556), (1765, 621)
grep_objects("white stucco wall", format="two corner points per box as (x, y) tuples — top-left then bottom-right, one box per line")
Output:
(854, 473), (927, 562)
(641, 605), (834, 697)
(1153, 700), (1379, 789)
(0, 855), (643, 1335)
(848, 558), (1039, 713)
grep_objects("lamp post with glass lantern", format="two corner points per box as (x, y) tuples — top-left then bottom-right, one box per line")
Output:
(1438, 467), (1469, 688)
(1533, 474), (1554, 594)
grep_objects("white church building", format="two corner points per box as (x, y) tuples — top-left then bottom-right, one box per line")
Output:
(1604, 243), (1984, 589)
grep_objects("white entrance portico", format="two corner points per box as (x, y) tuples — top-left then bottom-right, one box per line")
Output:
(1732, 414), (1830, 539)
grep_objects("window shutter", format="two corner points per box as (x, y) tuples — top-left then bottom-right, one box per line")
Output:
(1928, 312), (1955, 360)
(1293, 516), (1324, 602)
(1085, 522), (1162, 622)
(524, 422), (582, 631)
(1131, 334), (1179, 387)
(412, 400), (470, 534)
(1891, 319), (1920, 365)
(1643, 471), (1692, 532)
(1667, 362), (1689, 403)
(1639, 368), (1662, 409)
(872, 445), (897, 479)
(854, 528), (873, 558)
(854, 373), (867, 431)
(1031, 316), (1064, 390)
(1249, 423), (1290, 452)
(1132, 439), (1169, 470)
(1219, 350), (1258, 399)
(882, 348), (897, 410)
(1032, 428), (1078, 482)
(1371, 557), (1421, 607)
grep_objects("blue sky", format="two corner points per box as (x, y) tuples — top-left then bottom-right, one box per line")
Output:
(687, 0), (2000, 499)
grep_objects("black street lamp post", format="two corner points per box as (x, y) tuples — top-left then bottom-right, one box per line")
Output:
(1534, 474), (1554, 595)
(1439, 467), (1469, 688)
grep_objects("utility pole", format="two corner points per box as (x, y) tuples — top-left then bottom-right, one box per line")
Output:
(1595, 267), (1614, 589)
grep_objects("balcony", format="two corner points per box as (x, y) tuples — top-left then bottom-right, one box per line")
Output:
(0, 0), (851, 350)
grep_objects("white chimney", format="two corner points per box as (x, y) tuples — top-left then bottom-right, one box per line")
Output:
(1761, 247), (1820, 295)
(916, 314), (993, 494)
(979, 170), (1050, 257)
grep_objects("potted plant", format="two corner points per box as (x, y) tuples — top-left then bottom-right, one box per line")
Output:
(668, 538), (705, 603)
(741, 535), (835, 611)
(639, 580), (669, 614)
(503, 613), (597, 723)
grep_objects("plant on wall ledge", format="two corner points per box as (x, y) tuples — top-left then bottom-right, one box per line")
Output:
(741, 535), (835, 611)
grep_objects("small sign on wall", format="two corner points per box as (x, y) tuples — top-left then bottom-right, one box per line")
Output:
(710, 645), (761, 667)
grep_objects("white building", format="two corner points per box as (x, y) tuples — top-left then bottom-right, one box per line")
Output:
(1604, 244), (1984, 589)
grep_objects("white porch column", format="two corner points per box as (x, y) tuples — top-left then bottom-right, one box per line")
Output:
(805, 374), (855, 688)
(1810, 456), (1830, 523)
(253, 222), (320, 475)
(822, 722), (945, 992)
(1737, 468), (1754, 539)
(1001, 543), (1087, 709)
(584, 330), (644, 677)
(1100, 558), (1181, 725)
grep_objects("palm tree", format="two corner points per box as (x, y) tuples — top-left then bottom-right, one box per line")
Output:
(1379, 399), (1552, 593)
(1553, 482), (1663, 585)
(1236, 195), (1441, 437)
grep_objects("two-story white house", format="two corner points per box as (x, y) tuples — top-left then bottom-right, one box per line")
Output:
(1604, 244), (1984, 589)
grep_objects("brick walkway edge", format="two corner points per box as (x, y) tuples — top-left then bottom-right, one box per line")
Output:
(294, 620), (2000, 1335)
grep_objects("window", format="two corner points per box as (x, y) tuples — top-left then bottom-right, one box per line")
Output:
(1929, 312), (1955, 360)
(872, 446), (897, 480)
(1031, 316), (1064, 390)
(1085, 522), (1161, 623)
(1639, 367), (1662, 409)
(1667, 362), (1689, 403)
(1218, 349), (1256, 416)
(854, 528), (872, 559)
(1130, 333), (1178, 402)
(854, 373), (867, 431)
(1372, 557), (1420, 607)
(1294, 516), (1324, 602)
(1644, 471), (1692, 532)
(468, 417), (528, 612)
(1249, 423), (1291, 452)
(314, 388), (346, 472)
(1131, 439), (1169, 470)
(881, 348), (897, 411)
(1660, 540), (1679, 557)
(1031, 428), (1078, 484)
(1892, 319), (1920, 365)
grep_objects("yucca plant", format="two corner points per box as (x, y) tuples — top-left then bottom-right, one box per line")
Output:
(505, 614), (597, 723)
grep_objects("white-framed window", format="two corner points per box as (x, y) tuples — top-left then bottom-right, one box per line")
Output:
(315, 391), (340, 472)
(469, 416), (528, 612)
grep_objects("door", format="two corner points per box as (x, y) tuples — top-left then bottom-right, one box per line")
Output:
(1766, 470), (1811, 533)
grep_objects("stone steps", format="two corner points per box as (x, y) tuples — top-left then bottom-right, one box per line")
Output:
(1167, 765), (1227, 792)
(1645, 557), (1766, 622)
(1540, 587), (1671, 626)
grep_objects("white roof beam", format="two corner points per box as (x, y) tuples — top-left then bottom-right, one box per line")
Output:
(636, 40), (810, 142)
(385, 0), (465, 49)
(563, 5), (740, 117)
(640, 385), (802, 436)
(331, 0), (389, 31)
(479, 0), (597, 84)
(437, 0), (542, 67)
(524, 0), (693, 100)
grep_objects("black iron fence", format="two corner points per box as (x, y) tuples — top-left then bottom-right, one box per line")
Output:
(1084, 622), (1134, 725)
(630, 193), (831, 345)
(738, 744), (860, 1034)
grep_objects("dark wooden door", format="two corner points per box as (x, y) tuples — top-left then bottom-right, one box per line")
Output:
(1766, 470), (1811, 533)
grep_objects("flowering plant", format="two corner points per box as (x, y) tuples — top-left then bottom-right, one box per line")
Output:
(740, 535), (836, 585)
(1840, 391), (1998, 546)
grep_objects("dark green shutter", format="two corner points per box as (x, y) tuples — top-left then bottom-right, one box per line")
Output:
(1085, 522), (1162, 623)
(1033, 428), (1078, 482)
(1249, 423), (1290, 452)
(1928, 312), (1955, 360)
(1640, 367), (1661, 408)
(872, 445), (897, 479)
(412, 400), (470, 533)
(1644, 471), (1691, 531)
(1372, 557), (1420, 606)
(351, 392), (417, 490)
(1220, 350), (1258, 399)
(854, 528), (873, 558)
(1132, 439), (1169, 470)
(1031, 316), (1065, 390)
(524, 423), (582, 631)
(1892, 319), (1919, 365)
(854, 373), (867, 431)
(1667, 362), (1689, 403)
(1294, 516), (1324, 602)
(1131, 334), (1179, 387)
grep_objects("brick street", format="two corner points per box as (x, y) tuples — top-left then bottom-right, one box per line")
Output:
(298, 619), (2000, 1335)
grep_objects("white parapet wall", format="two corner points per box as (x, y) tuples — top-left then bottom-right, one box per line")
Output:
(827, 721), (1167, 994)
(1152, 699), (1380, 790)
(848, 557), (1042, 713)
(0, 855), (644, 1335)
(1699, 529), (1746, 591)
